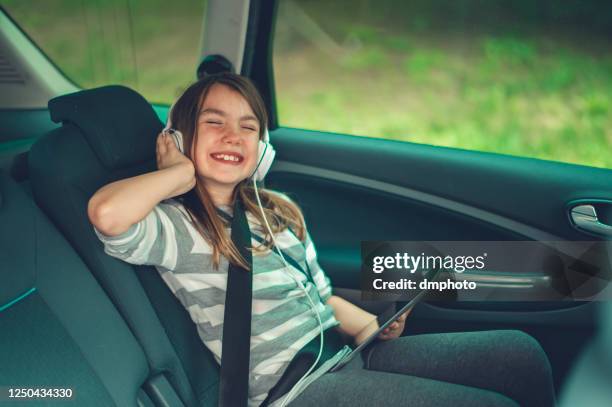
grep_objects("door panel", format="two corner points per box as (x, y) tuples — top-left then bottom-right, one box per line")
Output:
(266, 127), (610, 393)
(268, 128), (612, 240)
(267, 128), (612, 297)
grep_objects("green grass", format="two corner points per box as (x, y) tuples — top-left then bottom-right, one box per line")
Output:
(274, 28), (612, 169)
(3, 0), (612, 169)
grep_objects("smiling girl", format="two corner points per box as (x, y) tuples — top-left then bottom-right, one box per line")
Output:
(88, 72), (555, 407)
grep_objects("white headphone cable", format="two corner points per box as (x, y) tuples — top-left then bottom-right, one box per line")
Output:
(251, 177), (324, 407)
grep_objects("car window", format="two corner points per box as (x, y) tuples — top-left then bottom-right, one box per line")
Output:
(3, 0), (207, 104)
(273, 0), (612, 169)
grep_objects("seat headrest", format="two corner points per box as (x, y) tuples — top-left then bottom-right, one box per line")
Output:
(48, 85), (163, 170)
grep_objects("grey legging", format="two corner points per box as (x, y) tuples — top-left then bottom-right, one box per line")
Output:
(289, 330), (556, 407)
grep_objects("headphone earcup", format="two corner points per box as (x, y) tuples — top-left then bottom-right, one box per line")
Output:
(254, 140), (276, 181)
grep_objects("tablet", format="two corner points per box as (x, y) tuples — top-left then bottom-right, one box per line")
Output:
(329, 266), (442, 372)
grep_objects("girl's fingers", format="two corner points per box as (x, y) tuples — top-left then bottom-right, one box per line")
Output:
(396, 310), (410, 323)
(156, 133), (167, 169)
(378, 331), (392, 340)
(158, 134), (167, 154)
(162, 133), (177, 151)
(166, 135), (176, 150)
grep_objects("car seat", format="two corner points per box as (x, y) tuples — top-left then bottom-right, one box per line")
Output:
(0, 171), (182, 406)
(28, 86), (219, 406)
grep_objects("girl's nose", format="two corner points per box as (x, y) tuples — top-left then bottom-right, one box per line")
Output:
(221, 126), (241, 144)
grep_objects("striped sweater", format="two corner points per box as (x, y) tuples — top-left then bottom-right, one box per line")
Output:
(93, 193), (339, 406)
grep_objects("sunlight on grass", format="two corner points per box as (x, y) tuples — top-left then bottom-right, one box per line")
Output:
(275, 29), (612, 169)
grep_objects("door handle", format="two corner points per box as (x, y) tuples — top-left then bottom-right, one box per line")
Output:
(570, 204), (612, 237)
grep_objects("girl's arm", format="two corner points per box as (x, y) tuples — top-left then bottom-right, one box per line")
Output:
(327, 296), (412, 345)
(88, 132), (195, 236)
(298, 225), (408, 344)
(326, 295), (378, 344)
(282, 193), (410, 344)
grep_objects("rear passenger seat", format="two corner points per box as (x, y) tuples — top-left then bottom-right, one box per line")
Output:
(26, 86), (219, 406)
(0, 171), (176, 406)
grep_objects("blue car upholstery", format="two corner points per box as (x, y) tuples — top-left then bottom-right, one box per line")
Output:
(0, 171), (162, 406)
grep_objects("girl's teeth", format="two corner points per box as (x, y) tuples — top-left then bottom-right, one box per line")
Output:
(215, 154), (239, 161)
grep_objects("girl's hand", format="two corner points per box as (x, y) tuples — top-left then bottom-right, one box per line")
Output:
(377, 308), (412, 341)
(156, 131), (194, 171)
(156, 132), (196, 196)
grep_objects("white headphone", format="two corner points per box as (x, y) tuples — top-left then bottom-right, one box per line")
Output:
(163, 103), (276, 182)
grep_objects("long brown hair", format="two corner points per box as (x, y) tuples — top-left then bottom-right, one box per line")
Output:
(169, 72), (305, 270)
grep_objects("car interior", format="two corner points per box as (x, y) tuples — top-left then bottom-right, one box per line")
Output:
(1, 1), (611, 406)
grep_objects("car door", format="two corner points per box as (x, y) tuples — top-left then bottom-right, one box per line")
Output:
(241, 0), (612, 394)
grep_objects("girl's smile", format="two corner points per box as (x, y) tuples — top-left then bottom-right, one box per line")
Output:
(209, 151), (245, 164)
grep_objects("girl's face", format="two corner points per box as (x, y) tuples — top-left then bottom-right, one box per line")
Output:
(192, 83), (260, 196)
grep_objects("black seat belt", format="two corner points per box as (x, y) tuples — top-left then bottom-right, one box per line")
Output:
(218, 197), (253, 407)
(215, 208), (317, 289)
